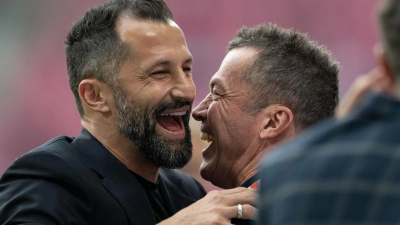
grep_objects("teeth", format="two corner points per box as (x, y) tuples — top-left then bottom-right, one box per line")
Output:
(200, 132), (214, 143)
(160, 111), (186, 116)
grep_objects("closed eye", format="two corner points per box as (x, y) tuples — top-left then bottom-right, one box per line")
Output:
(151, 70), (168, 75)
(183, 67), (192, 76)
(211, 91), (221, 100)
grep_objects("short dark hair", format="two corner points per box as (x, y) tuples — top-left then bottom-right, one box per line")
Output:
(227, 23), (339, 131)
(65, 0), (173, 117)
(378, 0), (400, 78)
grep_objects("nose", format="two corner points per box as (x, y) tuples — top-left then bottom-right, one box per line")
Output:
(192, 94), (211, 121)
(171, 72), (196, 102)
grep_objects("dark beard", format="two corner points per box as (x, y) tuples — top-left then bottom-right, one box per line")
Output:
(113, 86), (192, 169)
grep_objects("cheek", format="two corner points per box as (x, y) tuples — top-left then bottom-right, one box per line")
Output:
(207, 103), (232, 127)
(189, 79), (196, 92)
(135, 86), (171, 107)
(216, 119), (253, 155)
(202, 152), (224, 174)
(145, 85), (170, 99)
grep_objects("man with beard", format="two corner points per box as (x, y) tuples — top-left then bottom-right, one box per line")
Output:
(192, 23), (339, 224)
(0, 0), (256, 224)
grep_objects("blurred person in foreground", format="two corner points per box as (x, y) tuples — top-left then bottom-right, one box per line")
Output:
(192, 23), (339, 224)
(257, 0), (400, 224)
(0, 0), (256, 224)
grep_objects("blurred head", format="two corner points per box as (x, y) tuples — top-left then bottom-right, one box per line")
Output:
(192, 23), (339, 188)
(378, 0), (400, 83)
(65, 0), (196, 169)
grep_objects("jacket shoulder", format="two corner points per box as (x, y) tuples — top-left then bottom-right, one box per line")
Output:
(0, 135), (93, 224)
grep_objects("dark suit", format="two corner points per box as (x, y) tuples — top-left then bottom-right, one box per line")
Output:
(256, 93), (400, 225)
(0, 129), (206, 225)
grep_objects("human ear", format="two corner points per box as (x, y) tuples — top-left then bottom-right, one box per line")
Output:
(259, 105), (293, 139)
(78, 78), (111, 113)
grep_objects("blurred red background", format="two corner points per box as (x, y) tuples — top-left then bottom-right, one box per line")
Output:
(0, 0), (380, 191)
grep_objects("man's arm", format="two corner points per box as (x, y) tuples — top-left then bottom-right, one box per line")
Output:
(159, 187), (257, 225)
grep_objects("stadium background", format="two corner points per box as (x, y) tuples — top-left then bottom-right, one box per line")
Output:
(0, 0), (379, 191)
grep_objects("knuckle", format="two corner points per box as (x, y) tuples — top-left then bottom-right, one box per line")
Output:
(243, 204), (257, 218)
(208, 190), (223, 202)
(209, 216), (225, 225)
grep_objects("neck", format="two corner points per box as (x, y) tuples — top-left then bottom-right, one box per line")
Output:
(236, 168), (259, 188)
(231, 141), (270, 188)
(82, 119), (160, 183)
(233, 130), (296, 188)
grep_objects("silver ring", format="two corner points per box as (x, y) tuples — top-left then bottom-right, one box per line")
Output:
(237, 204), (243, 219)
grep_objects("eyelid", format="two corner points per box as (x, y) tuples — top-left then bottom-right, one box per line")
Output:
(183, 64), (192, 72)
(211, 89), (220, 97)
(151, 70), (167, 75)
(149, 70), (169, 80)
(211, 93), (219, 101)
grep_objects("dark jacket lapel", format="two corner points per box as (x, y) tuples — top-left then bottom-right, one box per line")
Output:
(71, 129), (156, 225)
(102, 156), (156, 225)
(158, 168), (200, 215)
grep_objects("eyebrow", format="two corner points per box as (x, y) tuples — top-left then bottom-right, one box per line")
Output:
(184, 57), (194, 64)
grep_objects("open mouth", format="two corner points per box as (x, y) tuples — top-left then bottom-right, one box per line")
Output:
(200, 132), (214, 143)
(156, 111), (185, 132)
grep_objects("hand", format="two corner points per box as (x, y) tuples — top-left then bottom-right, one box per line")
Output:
(158, 187), (257, 225)
(335, 67), (392, 119)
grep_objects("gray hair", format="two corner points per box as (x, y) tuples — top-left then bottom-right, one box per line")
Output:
(227, 23), (339, 131)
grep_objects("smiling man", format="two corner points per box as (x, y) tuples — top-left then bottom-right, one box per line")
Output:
(0, 0), (256, 224)
(192, 23), (339, 224)
(111, 18), (195, 172)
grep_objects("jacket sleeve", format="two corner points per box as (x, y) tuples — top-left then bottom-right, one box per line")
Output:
(0, 148), (92, 225)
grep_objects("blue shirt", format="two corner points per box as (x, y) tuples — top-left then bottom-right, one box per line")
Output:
(257, 93), (400, 225)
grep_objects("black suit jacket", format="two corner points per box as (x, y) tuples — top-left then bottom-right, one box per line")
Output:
(0, 129), (206, 225)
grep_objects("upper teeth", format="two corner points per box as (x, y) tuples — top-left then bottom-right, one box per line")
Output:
(160, 111), (186, 116)
(200, 132), (214, 143)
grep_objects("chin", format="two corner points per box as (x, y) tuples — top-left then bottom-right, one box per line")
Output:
(199, 161), (213, 182)
(200, 162), (224, 187)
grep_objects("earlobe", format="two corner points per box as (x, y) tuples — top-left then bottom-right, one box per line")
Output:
(259, 105), (293, 140)
(78, 79), (111, 113)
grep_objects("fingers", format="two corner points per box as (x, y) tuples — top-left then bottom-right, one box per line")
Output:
(160, 188), (258, 225)
(227, 204), (257, 220)
(206, 187), (257, 206)
(335, 67), (389, 119)
(210, 188), (257, 220)
(217, 187), (256, 195)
